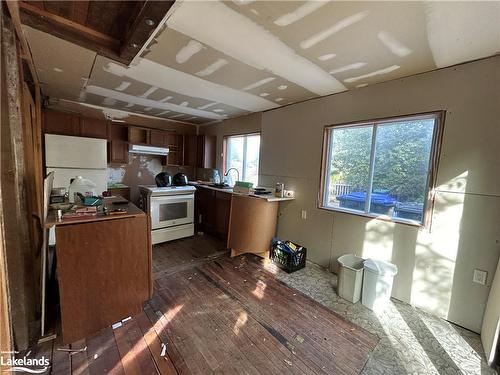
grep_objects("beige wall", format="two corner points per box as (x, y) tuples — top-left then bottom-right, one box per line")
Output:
(208, 56), (500, 333)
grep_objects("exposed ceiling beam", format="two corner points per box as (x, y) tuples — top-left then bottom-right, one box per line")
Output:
(18, 1), (176, 66)
(18, 1), (123, 62)
(120, 1), (175, 63)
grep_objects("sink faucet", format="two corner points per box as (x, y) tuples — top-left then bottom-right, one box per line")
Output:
(224, 168), (240, 183)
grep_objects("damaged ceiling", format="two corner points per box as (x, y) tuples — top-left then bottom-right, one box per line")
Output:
(23, 1), (500, 125)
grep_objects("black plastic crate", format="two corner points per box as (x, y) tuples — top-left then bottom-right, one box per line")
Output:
(270, 239), (307, 273)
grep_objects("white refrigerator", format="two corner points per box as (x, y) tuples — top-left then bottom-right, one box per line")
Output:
(45, 134), (108, 195)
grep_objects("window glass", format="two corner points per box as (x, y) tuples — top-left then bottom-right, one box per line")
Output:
(244, 135), (260, 186)
(226, 137), (244, 180)
(328, 126), (373, 212)
(370, 119), (435, 221)
(225, 134), (260, 185)
(322, 113), (441, 225)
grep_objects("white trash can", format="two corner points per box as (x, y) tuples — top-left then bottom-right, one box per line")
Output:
(337, 254), (365, 303)
(361, 259), (398, 311)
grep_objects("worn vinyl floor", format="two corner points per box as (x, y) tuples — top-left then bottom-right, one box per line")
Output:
(22, 234), (496, 374)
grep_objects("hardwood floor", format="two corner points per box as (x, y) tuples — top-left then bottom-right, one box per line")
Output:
(19, 235), (378, 374)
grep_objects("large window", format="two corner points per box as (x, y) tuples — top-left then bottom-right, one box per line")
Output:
(224, 133), (260, 186)
(320, 112), (444, 226)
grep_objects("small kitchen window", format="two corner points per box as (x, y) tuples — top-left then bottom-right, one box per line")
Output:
(319, 112), (444, 226)
(224, 133), (261, 186)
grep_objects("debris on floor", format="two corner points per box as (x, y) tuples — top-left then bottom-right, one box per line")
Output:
(160, 343), (167, 357)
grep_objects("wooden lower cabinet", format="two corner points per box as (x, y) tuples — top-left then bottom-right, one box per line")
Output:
(55, 214), (151, 343)
(108, 187), (131, 201)
(195, 187), (216, 233)
(195, 188), (231, 239)
(228, 195), (278, 259)
(215, 191), (231, 238)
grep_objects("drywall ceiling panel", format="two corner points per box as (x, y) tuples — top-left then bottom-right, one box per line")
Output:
(23, 25), (96, 101)
(22, 1), (500, 125)
(144, 27), (315, 105)
(227, 1), (436, 89)
(49, 100), (198, 133)
(89, 66), (246, 120)
(425, 2), (500, 68)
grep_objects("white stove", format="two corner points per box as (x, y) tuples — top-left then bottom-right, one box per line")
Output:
(139, 185), (196, 244)
(139, 185), (196, 196)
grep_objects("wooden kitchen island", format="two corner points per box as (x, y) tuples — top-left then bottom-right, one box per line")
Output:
(45, 201), (151, 344)
(193, 183), (293, 259)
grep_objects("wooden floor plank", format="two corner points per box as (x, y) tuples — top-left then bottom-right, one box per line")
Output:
(113, 318), (159, 375)
(143, 302), (196, 375)
(197, 263), (340, 374)
(86, 327), (125, 375)
(174, 268), (306, 375)
(23, 235), (377, 375)
(70, 339), (90, 375)
(51, 333), (72, 375)
(157, 274), (268, 375)
(198, 258), (377, 374)
(135, 311), (178, 375)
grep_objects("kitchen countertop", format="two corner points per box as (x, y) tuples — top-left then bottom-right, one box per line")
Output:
(45, 199), (145, 228)
(189, 181), (294, 202)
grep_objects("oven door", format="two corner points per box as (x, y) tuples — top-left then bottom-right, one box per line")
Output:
(150, 194), (194, 229)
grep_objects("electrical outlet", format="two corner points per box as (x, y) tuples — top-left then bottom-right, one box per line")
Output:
(473, 269), (487, 285)
(301, 210), (307, 220)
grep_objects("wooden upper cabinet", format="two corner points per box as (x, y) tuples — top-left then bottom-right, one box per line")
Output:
(184, 134), (197, 167)
(165, 132), (183, 147)
(197, 134), (216, 169)
(108, 141), (128, 164)
(128, 127), (149, 145)
(43, 109), (80, 136)
(150, 130), (166, 147)
(108, 123), (128, 141)
(80, 117), (108, 139)
(44, 110), (107, 139)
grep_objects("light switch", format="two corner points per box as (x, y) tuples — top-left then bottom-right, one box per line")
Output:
(301, 210), (307, 220)
(473, 269), (487, 285)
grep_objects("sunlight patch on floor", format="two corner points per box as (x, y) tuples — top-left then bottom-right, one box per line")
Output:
(233, 311), (248, 335)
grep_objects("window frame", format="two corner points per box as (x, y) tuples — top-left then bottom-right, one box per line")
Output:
(318, 111), (445, 228)
(223, 132), (261, 184)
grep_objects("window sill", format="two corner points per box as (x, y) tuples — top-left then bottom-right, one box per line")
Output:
(319, 205), (425, 228)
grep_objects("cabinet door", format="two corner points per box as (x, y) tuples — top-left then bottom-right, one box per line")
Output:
(196, 135), (217, 169)
(215, 191), (231, 238)
(80, 117), (108, 139)
(108, 123), (128, 141)
(150, 130), (166, 146)
(184, 134), (197, 167)
(128, 127), (149, 145)
(204, 135), (217, 169)
(108, 140), (128, 164)
(167, 150), (182, 166)
(195, 188), (216, 232)
(165, 132), (180, 147)
(204, 189), (216, 232)
(43, 109), (80, 136)
(196, 135), (205, 168)
(165, 134), (184, 166)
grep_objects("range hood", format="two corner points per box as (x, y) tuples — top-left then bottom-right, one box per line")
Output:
(129, 144), (169, 156)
